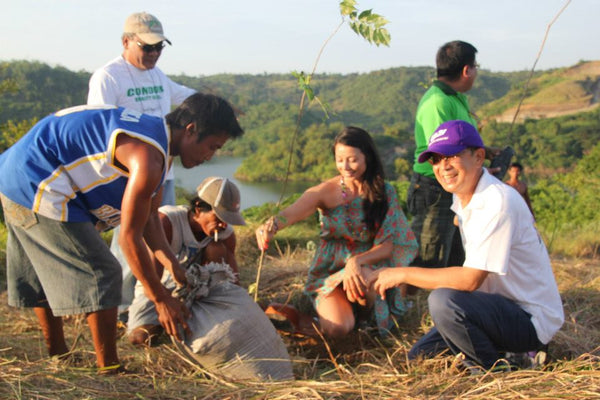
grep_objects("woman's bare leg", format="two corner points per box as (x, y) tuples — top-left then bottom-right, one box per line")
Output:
(315, 287), (355, 338)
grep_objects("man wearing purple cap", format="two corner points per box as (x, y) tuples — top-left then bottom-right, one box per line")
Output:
(369, 120), (564, 372)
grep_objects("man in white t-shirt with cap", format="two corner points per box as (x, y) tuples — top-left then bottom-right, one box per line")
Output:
(88, 12), (196, 122)
(88, 12), (197, 322)
(368, 120), (564, 372)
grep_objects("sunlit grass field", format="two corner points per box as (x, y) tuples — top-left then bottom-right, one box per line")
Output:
(1, 226), (598, 399)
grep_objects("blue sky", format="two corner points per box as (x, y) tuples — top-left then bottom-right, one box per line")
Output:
(2, 0), (597, 76)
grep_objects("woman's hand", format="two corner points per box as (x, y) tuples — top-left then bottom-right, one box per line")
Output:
(342, 256), (367, 303)
(255, 216), (278, 250)
(255, 224), (272, 250)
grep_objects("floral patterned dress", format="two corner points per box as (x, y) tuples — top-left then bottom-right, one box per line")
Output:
(304, 182), (418, 335)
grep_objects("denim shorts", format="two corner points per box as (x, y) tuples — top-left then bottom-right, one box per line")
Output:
(1, 195), (122, 316)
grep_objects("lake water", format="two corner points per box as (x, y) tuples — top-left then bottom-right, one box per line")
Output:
(172, 156), (312, 210)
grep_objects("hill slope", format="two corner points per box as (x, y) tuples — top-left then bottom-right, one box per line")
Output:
(481, 60), (600, 123)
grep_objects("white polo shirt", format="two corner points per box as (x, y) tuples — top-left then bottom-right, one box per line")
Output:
(452, 169), (564, 344)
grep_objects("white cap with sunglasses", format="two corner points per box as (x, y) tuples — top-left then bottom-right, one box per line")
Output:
(124, 12), (172, 46)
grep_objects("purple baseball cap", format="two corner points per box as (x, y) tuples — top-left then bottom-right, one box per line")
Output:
(418, 120), (484, 163)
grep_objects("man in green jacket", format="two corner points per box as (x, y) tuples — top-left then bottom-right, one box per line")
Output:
(407, 40), (479, 272)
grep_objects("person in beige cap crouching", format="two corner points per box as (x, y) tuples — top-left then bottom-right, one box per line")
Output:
(127, 177), (293, 381)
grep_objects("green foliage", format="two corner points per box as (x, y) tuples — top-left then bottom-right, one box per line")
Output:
(0, 64), (18, 95)
(389, 180), (411, 217)
(394, 158), (411, 180)
(482, 107), (600, 174)
(531, 142), (600, 257)
(0, 61), (90, 124)
(236, 122), (341, 182)
(292, 71), (316, 102)
(242, 193), (303, 224)
(292, 71), (332, 118)
(0, 118), (37, 152)
(340, 0), (391, 47)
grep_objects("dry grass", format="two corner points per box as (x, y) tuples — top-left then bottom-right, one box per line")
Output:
(1, 234), (599, 399)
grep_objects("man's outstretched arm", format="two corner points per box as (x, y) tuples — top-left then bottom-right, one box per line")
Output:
(115, 133), (189, 339)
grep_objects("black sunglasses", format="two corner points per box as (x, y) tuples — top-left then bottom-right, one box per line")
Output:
(136, 41), (165, 53)
(427, 148), (477, 165)
(428, 153), (462, 166)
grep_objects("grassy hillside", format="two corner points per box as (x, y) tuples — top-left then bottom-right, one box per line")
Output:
(479, 60), (600, 123)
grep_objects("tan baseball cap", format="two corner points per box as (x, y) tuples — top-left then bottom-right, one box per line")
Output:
(123, 12), (171, 45)
(197, 177), (246, 226)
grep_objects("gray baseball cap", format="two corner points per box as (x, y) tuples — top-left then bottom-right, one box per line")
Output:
(196, 177), (246, 226)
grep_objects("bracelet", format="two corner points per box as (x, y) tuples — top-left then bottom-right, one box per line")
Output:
(268, 215), (279, 234)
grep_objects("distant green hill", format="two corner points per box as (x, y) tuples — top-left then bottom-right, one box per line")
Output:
(0, 61), (90, 124)
(0, 59), (524, 131)
(1, 59), (599, 181)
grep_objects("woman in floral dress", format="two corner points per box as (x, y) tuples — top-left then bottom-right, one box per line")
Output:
(256, 126), (417, 338)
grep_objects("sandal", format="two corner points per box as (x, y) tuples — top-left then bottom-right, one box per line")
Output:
(97, 363), (131, 375)
(265, 303), (319, 337)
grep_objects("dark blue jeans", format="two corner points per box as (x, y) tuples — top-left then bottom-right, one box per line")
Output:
(407, 173), (463, 268)
(409, 288), (542, 370)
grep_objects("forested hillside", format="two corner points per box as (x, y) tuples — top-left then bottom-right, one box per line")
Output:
(0, 59), (599, 257)
(0, 61), (89, 124)
(1, 59), (598, 182)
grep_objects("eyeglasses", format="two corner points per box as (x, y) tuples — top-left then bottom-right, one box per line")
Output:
(428, 149), (473, 166)
(428, 153), (461, 165)
(136, 41), (165, 53)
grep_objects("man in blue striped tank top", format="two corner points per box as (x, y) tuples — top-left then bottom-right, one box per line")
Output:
(0, 93), (243, 373)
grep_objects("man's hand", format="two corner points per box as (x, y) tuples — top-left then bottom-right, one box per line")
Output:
(167, 263), (187, 287)
(155, 295), (191, 341)
(367, 267), (405, 300)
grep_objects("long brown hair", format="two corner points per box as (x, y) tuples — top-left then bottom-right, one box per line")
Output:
(333, 126), (388, 233)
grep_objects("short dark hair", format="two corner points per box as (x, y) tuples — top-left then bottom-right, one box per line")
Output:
(510, 162), (523, 171)
(165, 93), (244, 142)
(436, 40), (478, 81)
